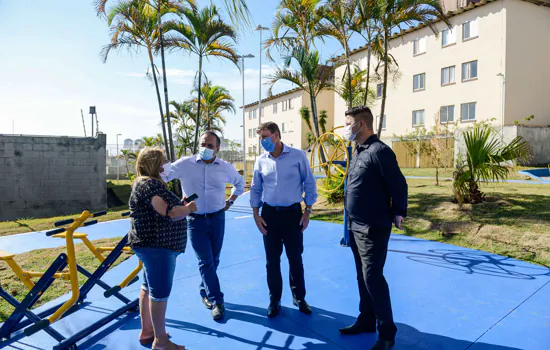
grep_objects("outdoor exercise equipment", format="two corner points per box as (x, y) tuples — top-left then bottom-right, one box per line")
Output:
(0, 210), (141, 349)
(309, 126), (352, 246)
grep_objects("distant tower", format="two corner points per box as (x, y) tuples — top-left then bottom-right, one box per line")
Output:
(123, 139), (133, 150)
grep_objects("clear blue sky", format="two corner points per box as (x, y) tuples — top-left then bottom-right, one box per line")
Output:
(0, 0), (362, 146)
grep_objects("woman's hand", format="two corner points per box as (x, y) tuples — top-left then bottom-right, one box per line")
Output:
(185, 201), (197, 214)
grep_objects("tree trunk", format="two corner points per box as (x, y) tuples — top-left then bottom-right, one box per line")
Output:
(344, 44), (353, 109)
(192, 56), (203, 154)
(309, 90), (321, 139)
(148, 50), (170, 158)
(363, 40), (372, 106)
(378, 28), (389, 138)
(157, 0), (176, 163)
(362, 23), (373, 106)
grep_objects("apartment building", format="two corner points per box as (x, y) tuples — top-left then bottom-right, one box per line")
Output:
(243, 88), (335, 160)
(332, 0), (550, 164)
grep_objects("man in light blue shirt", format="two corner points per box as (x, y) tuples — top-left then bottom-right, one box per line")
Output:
(250, 121), (317, 318)
(162, 131), (244, 320)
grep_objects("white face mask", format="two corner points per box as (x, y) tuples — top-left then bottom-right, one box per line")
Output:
(343, 122), (361, 141)
(160, 162), (172, 177)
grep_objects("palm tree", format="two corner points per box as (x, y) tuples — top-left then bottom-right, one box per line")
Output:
(102, 0), (174, 158)
(363, 0), (449, 137)
(193, 80), (235, 131)
(141, 136), (156, 146)
(163, 4), (239, 154)
(453, 123), (531, 204)
(356, 1), (385, 106)
(267, 48), (335, 140)
(169, 100), (195, 156)
(265, 0), (326, 60)
(95, 0), (250, 161)
(335, 64), (374, 108)
(319, 0), (358, 109)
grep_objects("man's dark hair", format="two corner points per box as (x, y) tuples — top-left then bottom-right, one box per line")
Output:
(257, 121), (281, 138)
(203, 130), (221, 147)
(345, 106), (374, 130)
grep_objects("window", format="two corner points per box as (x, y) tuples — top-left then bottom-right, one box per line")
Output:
(462, 60), (478, 81)
(441, 66), (455, 86)
(248, 146), (252, 154)
(253, 145), (257, 154)
(248, 129), (252, 138)
(282, 122), (287, 133)
(413, 73), (425, 91)
(463, 20), (479, 41)
(376, 115), (387, 131)
(273, 103), (278, 114)
(289, 121), (294, 132)
(413, 38), (426, 55)
(248, 111), (252, 120)
(376, 84), (383, 98)
(412, 110), (425, 126)
(288, 98), (294, 110)
(442, 28), (456, 46)
(461, 102), (476, 121)
(440, 105), (455, 123)
(282, 100), (288, 111)
(260, 107), (264, 118)
(253, 109), (257, 119)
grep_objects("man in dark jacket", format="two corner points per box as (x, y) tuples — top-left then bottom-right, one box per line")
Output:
(339, 106), (408, 350)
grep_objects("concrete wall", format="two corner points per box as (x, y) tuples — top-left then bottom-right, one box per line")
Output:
(515, 126), (550, 165)
(504, 0), (550, 126)
(0, 134), (107, 221)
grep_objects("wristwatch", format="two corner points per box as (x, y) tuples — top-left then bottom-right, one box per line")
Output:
(305, 207), (313, 214)
(228, 200), (234, 206)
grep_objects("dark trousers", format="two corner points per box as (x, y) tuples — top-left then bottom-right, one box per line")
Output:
(187, 210), (225, 306)
(261, 203), (306, 302)
(349, 223), (397, 341)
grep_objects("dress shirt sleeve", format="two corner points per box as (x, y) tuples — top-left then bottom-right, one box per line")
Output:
(227, 163), (245, 197)
(299, 151), (318, 206)
(377, 147), (408, 217)
(249, 159), (264, 208)
(160, 157), (186, 182)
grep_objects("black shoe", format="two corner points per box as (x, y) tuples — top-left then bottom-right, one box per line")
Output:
(339, 319), (377, 335)
(202, 296), (213, 309)
(370, 339), (395, 350)
(292, 298), (312, 315)
(212, 304), (225, 320)
(267, 300), (281, 318)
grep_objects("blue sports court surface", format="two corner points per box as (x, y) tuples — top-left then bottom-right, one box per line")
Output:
(1, 193), (549, 349)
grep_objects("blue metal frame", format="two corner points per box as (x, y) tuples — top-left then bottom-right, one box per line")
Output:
(0, 233), (139, 349)
(0, 253), (68, 343)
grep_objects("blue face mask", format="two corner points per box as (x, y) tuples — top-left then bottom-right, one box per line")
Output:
(199, 147), (215, 161)
(261, 136), (276, 153)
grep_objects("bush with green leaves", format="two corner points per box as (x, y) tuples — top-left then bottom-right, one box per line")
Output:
(453, 122), (531, 204)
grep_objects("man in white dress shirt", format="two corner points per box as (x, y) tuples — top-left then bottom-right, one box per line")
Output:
(162, 131), (245, 320)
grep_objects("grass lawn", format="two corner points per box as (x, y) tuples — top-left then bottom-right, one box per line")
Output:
(311, 177), (550, 267)
(0, 237), (132, 322)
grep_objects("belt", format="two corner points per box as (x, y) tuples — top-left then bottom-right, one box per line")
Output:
(263, 203), (301, 212)
(189, 209), (224, 218)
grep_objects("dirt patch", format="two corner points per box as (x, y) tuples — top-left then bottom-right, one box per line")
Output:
(426, 202), (471, 221)
(439, 222), (481, 237)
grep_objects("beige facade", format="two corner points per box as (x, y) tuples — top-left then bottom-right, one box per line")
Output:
(333, 0), (550, 142)
(243, 89), (335, 160)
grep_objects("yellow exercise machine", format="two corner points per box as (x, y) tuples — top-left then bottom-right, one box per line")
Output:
(0, 210), (141, 349)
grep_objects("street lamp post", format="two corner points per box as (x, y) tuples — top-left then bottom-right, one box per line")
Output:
(116, 134), (122, 184)
(255, 25), (269, 156)
(238, 54), (255, 184)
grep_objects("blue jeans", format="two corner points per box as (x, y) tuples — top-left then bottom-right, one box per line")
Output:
(132, 247), (180, 302)
(187, 210), (225, 306)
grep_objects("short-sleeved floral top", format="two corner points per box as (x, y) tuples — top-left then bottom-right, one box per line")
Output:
(127, 178), (187, 253)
